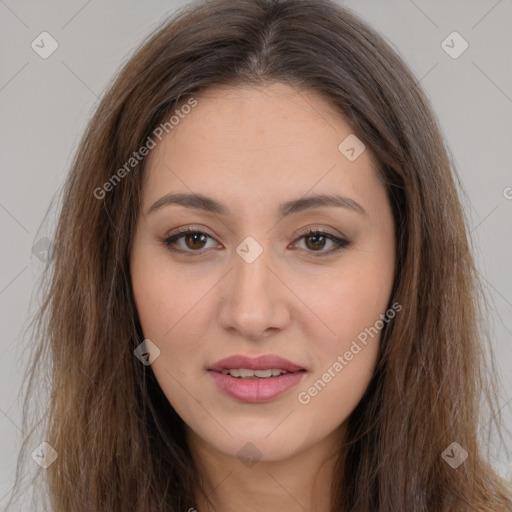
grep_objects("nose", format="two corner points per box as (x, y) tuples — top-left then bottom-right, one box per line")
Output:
(217, 247), (291, 340)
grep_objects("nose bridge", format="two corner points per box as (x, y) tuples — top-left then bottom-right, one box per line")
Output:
(218, 240), (289, 337)
(233, 245), (270, 299)
(230, 242), (271, 310)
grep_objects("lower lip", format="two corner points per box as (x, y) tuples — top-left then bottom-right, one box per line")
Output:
(207, 370), (306, 403)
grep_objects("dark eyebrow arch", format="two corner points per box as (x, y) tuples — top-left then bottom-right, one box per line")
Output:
(146, 192), (368, 219)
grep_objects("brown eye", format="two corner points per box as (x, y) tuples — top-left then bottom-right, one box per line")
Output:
(163, 228), (350, 258)
(304, 232), (328, 251)
(163, 229), (217, 256)
(183, 232), (208, 250)
(294, 229), (350, 255)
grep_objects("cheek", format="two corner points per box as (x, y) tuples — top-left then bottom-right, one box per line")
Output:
(130, 251), (211, 415)
(131, 241), (213, 343)
(301, 249), (394, 409)
(315, 257), (393, 347)
(296, 269), (388, 419)
(298, 345), (378, 428)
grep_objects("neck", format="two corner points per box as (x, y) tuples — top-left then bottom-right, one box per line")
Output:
(186, 425), (345, 512)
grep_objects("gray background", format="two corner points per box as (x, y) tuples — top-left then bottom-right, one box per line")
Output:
(1, 0), (511, 505)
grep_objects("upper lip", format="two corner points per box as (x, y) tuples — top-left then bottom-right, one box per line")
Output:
(208, 354), (306, 373)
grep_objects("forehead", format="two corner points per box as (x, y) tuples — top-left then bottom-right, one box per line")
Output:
(142, 83), (382, 215)
(161, 82), (351, 155)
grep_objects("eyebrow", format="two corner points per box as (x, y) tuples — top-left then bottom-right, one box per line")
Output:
(146, 192), (368, 219)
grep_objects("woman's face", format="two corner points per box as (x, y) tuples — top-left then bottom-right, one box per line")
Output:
(130, 82), (396, 463)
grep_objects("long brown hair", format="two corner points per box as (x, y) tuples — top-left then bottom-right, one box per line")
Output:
(7, 0), (512, 510)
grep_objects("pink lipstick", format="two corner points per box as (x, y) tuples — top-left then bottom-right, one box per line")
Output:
(207, 354), (307, 403)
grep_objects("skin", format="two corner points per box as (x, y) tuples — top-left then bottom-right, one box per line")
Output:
(130, 82), (396, 511)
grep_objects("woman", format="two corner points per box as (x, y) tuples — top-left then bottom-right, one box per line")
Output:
(8, 0), (512, 510)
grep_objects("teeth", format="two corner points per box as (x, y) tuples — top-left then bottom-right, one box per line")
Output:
(254, 369), (272, 378)
(220, 368), (288, 379)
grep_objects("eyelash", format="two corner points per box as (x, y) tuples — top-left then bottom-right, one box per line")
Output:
(162, 227), (350, 258)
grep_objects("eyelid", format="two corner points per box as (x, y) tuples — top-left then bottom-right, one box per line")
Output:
(290, 227), (350, 256)
(162, 225), (350, 257)
(162, 226), (219, 257)
(293, 225), (348, 242)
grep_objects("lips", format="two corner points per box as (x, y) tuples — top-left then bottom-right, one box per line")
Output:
(207, 354), (307, 403)
(207, 354), (306, 373)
